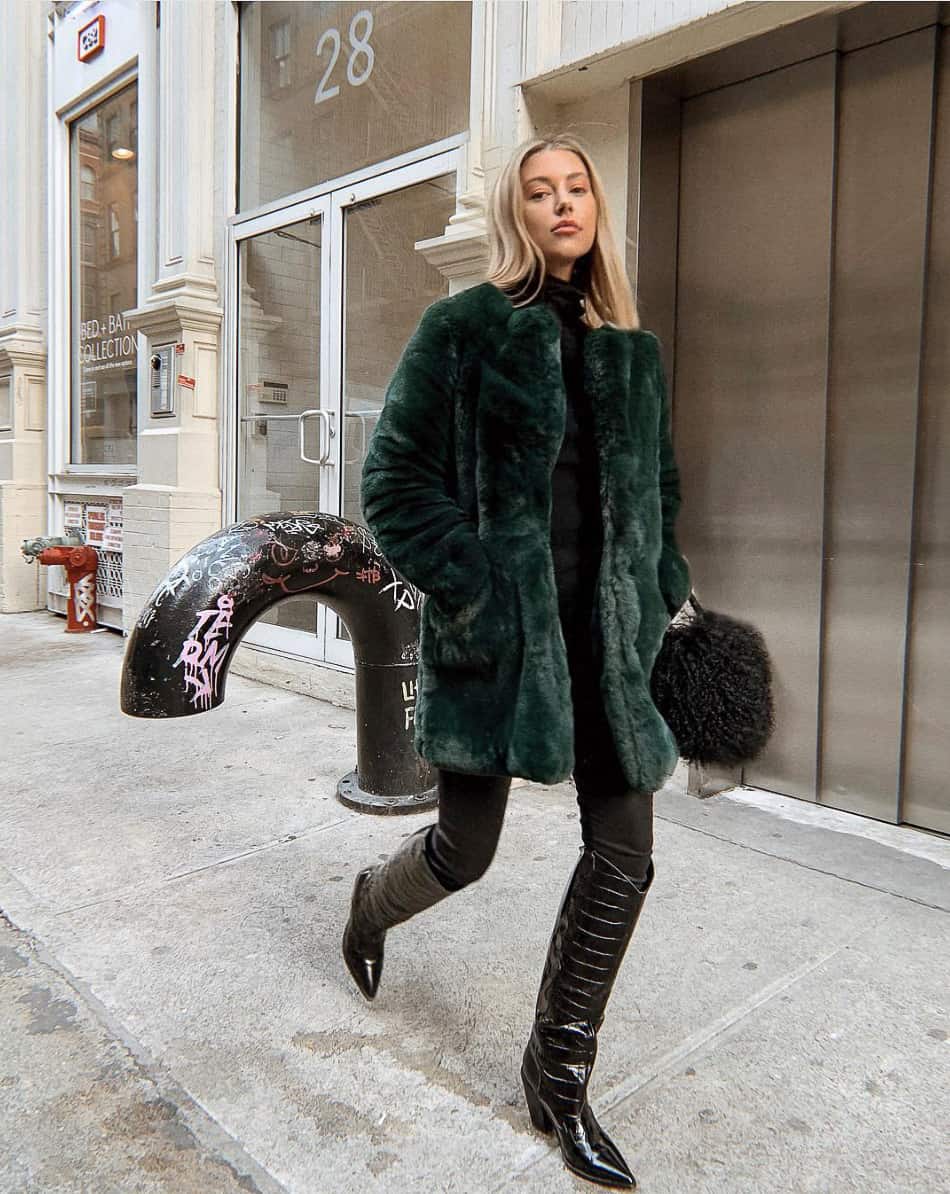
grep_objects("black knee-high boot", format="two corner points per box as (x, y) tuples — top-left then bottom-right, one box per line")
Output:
(521, 848), (655, 1189)
(342, 825), (453, 1000)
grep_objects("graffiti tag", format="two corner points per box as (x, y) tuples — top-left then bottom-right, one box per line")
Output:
(173, 594), (234, 710)
(74, 574), (96, 627)
(380, 573), (420, 612)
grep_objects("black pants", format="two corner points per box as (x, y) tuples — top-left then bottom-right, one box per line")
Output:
(424, 564), (654, 891)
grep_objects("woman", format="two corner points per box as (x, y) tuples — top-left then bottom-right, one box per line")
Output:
(345, 133), (692, 1190)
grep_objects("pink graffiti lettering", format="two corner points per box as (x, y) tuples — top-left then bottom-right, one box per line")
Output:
(174, 594), (234, 710)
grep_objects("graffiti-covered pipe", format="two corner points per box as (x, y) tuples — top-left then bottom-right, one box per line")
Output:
(121, 511), (436, 812)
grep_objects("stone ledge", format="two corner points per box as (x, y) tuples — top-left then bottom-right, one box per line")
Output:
(228, 642), (356, 710)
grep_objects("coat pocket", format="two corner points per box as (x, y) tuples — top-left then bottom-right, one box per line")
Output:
(422, 561), (514, 676)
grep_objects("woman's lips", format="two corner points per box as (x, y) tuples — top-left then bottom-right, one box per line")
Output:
(553, 225), (580, 234)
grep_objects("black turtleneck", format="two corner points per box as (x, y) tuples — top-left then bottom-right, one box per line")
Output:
(521, 270), (604, 600)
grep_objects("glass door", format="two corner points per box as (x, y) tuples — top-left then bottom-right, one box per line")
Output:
(230, 150), (458, 665)
(234, 198), (332, 660)
(324, 156), (458, 666)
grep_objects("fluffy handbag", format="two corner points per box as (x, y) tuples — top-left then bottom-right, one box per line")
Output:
(650, 591), (775, 768)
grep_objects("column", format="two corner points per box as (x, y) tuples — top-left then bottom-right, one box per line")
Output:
(123, 0), (224, 628)
(0, 1), (48, 612)
(418, 0), (533, 289)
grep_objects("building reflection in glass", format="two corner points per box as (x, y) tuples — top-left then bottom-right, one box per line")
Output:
(70, 80), (138, 466)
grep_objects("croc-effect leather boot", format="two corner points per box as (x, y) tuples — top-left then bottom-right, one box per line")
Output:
(521, 848), (655, 1189)
(342, 825), (453, 1000)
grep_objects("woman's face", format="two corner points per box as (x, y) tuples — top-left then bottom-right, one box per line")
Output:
(519, 148), (598, 280)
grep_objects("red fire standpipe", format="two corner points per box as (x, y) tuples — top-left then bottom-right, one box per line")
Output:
(37, 546), (99, 632)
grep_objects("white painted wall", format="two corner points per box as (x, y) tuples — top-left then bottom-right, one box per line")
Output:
(557, 0), (740, 68)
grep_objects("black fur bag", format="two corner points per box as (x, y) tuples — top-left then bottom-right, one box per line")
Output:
(650, 592), (775, 767)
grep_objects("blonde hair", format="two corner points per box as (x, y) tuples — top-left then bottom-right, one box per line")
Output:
(484, 133), (640, 331)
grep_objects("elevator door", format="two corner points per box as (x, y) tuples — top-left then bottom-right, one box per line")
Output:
(645, 20), (949, 833)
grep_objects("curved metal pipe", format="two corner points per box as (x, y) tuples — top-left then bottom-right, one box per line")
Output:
(121, 511), (434, 811)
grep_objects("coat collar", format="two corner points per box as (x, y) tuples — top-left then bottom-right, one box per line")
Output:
(457, 280), (657, 388)
(453, 282), (661, 463)
(457, 281), (663, 546)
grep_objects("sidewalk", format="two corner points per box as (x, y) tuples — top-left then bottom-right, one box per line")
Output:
(1, 610), (947, 1194)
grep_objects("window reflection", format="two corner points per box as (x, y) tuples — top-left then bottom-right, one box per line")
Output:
(70, 81), (138, 466)
(239, 2), (471, 210)
(236, 216), (323, 635)
(336, 170), (456, 644)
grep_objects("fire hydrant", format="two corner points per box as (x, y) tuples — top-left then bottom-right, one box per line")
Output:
(36, 546), (99, 632)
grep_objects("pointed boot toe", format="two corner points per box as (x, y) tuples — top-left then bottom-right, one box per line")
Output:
(522, 1039), (637, 1189)
(341, 827), (453, 1001)
(571, 1114), (637, 1188)
(342, 936), (382, 1001)
(572, 1145), (636, 1189)
(342, 869), (384, 1000)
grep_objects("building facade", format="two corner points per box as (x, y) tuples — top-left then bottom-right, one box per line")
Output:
(2, 0), (947, 835)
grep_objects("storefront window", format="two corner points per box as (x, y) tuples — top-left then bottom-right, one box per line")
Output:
(239, 1), (472, 210)
(70, 81), (138, 466)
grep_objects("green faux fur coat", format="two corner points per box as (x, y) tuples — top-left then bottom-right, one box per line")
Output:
(360, 280), (692, 792)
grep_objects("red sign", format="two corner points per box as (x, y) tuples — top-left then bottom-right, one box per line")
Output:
(78, 15), (106, 62)
(178, 375), (196, 390)
(85, 505), (107, 547)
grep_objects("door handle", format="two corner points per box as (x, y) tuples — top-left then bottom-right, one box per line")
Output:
(299, 408), (332, 465)
(345, 407), (383, 462)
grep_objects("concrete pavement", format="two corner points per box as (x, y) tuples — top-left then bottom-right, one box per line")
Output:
(1, 610), (947, 1193)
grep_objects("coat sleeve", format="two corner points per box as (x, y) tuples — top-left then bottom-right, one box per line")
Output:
(654, 342), (693, 617)
(360, 299), (492, 612)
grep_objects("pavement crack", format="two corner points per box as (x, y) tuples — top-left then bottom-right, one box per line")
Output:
(654, 814), (949, 912)
(50, 818), (351, 916)
(161, 818), (350, 884)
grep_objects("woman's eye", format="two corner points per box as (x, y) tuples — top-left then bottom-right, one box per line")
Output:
(527, 187), (586, 200)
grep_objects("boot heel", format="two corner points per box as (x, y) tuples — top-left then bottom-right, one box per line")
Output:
(521, 1067), (552, 1133)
